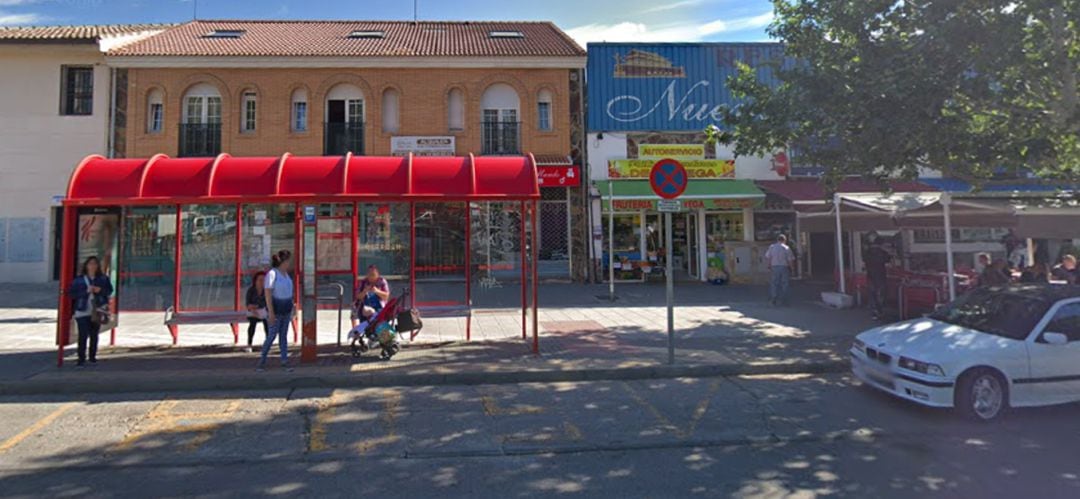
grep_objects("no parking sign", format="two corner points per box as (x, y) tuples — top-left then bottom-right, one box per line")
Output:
(649, 159), (688, 200)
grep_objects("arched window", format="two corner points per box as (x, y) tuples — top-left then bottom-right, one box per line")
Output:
(240, 89), (257, 133)
(480, 83), (521, 154)
(291, 88), (308, 132)
(324, 84), (365, 155)
(146, 88), (164, 134)
(325, 83), (364, 124)
(381, 88), (400, 134)
(537, 89), (553, 131)
(182, 83), (222, 125)
(447, 88), (464, 131)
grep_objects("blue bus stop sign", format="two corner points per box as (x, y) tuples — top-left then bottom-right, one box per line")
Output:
(649, 159), (688, 200)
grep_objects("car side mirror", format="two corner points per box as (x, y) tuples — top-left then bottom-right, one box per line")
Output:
(1043, 332), (1069, 345)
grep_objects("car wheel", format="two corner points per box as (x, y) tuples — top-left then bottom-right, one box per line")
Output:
(955, 368), (1008, 422)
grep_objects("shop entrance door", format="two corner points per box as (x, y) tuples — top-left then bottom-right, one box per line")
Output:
(687, 212), (699, 279)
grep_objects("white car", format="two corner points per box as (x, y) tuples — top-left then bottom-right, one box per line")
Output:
(851, 285), (1080, 421)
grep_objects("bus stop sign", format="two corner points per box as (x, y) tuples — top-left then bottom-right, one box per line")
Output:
(649, 159), (688, 200)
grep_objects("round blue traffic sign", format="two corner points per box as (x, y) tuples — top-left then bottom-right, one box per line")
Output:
(649, 159), (688, 200)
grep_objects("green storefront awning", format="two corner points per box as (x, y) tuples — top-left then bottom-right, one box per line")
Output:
(597, 180), (765, 210)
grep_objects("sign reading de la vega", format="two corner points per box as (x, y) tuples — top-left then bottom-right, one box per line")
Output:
(609, 159), (734, 179)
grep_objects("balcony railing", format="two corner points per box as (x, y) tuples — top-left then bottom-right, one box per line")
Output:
(178, 123), (222, 158)
(481, 121), (520, 155)
(324, 122), (365, 156)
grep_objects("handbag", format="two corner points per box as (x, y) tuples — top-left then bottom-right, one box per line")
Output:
(84, 276), (115, 330)
(395, 308), (423, 332)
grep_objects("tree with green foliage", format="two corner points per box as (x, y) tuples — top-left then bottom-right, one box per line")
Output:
(716, 0), (1079, 186)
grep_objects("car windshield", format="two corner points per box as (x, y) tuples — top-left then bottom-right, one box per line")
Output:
(929, 288), (1050, 340)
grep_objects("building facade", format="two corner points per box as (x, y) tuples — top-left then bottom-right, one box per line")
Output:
(103, 20), (588, 293)
(0, 24), (170, 283)
(586, 43), (788, 284)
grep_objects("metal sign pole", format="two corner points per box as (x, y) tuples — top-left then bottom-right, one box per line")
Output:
(665, 211), (675, 365)
(608, 180), (615, 301)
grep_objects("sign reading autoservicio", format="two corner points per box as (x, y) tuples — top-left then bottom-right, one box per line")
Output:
(638, 144), (705, 160)
(587, 43), (788, 132)
(391, 136), (455, 156)
(609, 159), (734, 179)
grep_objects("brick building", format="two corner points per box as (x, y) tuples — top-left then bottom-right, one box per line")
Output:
(106, 20), (589, 281)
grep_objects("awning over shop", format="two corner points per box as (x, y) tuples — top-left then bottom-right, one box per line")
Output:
(65, 153), (541, 205)
(756, 178), (937, 213)
(597, 180), (765, 210)
(920, 178), (1080, 194)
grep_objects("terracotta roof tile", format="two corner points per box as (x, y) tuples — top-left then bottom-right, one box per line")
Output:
(0, 23), (175, 42)
(109, 20), (586, 58)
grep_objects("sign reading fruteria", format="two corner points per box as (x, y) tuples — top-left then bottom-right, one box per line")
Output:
(391, 136), (455, 157)
(605, 198), (758, 210)
(639, 144), (705, 160)
(609, 159), (734, 179)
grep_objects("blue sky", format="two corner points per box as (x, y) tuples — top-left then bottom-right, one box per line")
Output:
(0, 0), (776, 44)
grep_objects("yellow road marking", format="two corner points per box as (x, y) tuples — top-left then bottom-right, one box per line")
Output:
(481, 395), (544, 416)
(621, 378), (723, 439)
(308, 391), (340, 453)
(356, 389), (403, 455)
(0, 403), (78, 453)
(111, 398), (243, 453)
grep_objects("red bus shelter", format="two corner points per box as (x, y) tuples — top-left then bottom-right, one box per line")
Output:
(57, 153), (542, 366)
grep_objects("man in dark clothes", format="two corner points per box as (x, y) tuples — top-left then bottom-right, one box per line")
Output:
(864, 240), (891, 320)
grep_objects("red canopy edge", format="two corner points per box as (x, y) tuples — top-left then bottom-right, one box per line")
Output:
(64, 153), (541, 205)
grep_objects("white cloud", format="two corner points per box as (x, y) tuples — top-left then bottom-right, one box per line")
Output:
(642, 0), (711, 14)
(566, 11), (774, 45)
(0, 11), (45, 25)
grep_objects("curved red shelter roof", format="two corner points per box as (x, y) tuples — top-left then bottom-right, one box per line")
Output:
(66, 153), (540, 205)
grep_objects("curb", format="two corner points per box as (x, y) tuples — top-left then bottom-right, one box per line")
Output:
(0, 359), (850, 396)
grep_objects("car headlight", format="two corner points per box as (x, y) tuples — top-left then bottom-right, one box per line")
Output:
(852, 338), (866, 352)
(899, 356), (945, 376)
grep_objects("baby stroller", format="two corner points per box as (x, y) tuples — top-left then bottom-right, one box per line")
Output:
(349, 288), (420, 361)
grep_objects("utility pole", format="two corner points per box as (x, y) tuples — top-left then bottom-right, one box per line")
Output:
(192, 0), (198, 20)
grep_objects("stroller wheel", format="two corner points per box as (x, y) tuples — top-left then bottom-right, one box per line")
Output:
(379, 350), (391, 361)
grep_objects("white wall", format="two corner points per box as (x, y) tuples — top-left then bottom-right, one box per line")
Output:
(0, 44), (110, 283)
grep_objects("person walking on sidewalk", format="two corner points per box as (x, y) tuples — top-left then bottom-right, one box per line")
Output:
(69, 256), (113, 367)
(245, 271), (269, 353)
(864, 238), (891, 320)
(764, 234), (795, 306)
(258, 250), (295, 372)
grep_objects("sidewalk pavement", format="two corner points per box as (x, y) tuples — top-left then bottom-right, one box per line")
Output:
(0, 281), (876, 395)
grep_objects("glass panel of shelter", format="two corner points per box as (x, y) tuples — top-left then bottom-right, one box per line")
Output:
(120, 206), (177, 311)
(179, 204), (237, 311)
(414, 202), (468, 307)
(470, 201), (525, 309)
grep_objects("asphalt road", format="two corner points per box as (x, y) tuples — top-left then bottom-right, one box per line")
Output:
(1, 374), (1078, 498)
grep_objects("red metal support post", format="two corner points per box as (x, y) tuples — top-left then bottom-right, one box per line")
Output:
(409, 202), (417, 305)
(531, 200), (540, 354)
(464, 202), (472, 341)
(351, 202), (359, 300)
(111, 206), (125, 347)
(293, 203), (300, 344)
(56, 206), (77, 367)
(520, 201), (527, 340)
(172, 204), (182, 345)
(233, 203), (242, 344)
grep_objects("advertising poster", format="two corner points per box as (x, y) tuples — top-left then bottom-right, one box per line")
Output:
(70, 208), (121, 345)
